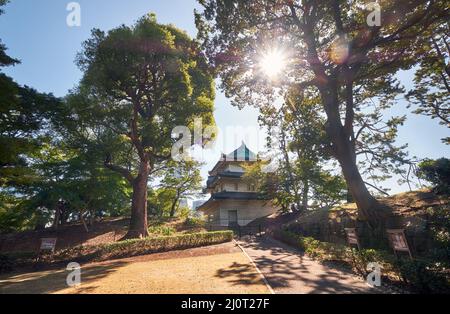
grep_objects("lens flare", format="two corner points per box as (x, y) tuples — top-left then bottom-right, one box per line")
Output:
(329, 37), (349, 64)
(259, 48), (286, 79)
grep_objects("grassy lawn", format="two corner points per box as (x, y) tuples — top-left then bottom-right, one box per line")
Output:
(0, 244), (270, 294)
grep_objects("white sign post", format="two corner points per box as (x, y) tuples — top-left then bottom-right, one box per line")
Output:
(39, 238), (57, 253)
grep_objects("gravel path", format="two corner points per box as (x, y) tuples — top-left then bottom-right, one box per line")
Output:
(0, 242), (270, 294)
(238, 236), (385, 294)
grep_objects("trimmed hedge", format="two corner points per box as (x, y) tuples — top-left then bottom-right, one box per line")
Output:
(0, 230), (233, 273)
(273, 229), (450, 293)
(0, 251), (37, 273)
(56, 230), (234, 262)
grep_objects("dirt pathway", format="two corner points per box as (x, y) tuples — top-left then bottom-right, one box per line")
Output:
(0, 242), (270, 294)
(238, 237), (385, 294)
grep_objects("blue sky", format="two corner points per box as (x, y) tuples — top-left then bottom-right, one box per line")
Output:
(1, 0), (448, 195)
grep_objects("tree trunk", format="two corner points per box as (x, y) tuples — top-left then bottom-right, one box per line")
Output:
(329, 124), (386, 223)
(89, 209), (95, 226)
(124, 160), (150, 239)
(301, 179), (309, 211)
(346, 187), (354, 203)
(80, 210), (89, 233)
(339, 150), (378, 219)
(280, 128), (300, 205)
(53, 204), (61, 230)
(169, 192), (180, 218)
(322, 89), (386, 223)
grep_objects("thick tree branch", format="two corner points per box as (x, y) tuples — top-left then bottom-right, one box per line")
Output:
(129, 106), (147, 161)
(374, 1), (435, 46)
(332, 0), (344, 33)
(104, 154), (135, 183)
(364, 181), (390, 196)
(288, 2), (328, 85)
(344, 81), (355, 137)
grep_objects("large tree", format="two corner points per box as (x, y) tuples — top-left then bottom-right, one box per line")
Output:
(1, 0), (130, 233)
(246, 87), (347, 211)
(406, 21), (450, 144)
(196, 0), (449, 224)
(257, 86), (343, 210)
(74, 14), (215, 238)
(0, 0), (64, 231)
(0, 1), (17, 68)
(25, 141), (131, 231)
(159, 160), (203, 218)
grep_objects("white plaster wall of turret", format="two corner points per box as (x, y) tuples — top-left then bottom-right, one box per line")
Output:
(218, 200), (278, 226)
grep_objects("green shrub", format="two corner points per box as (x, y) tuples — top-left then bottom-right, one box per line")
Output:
(426, 205), (450, 268)
(319, 241), (348, 261)
(429, 246), (450, 268)
(274, 228), (450, 293)
(302, 237), (323, 259)
(273, 229), (301, 247)
(0, 251), (36, 273)
(0, 254), (13, 273)
(184, 217), (206, 228)
(348, 248), (395, 277)
(418, 158), (450, 195)
(177, 207), (191, 219)
(396, 259), (450, 294)
(148, 225), (176, 236)
(273, 229), (348, 261)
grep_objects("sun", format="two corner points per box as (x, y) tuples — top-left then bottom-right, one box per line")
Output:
(259, 48), (287, 79)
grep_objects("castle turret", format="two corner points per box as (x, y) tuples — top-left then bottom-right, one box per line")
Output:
(198, 142), (278, 228)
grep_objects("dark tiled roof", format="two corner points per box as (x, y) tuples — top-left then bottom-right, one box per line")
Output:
(206, 171), (244, 188)
(197, 192), (270, 211)
(211, 191), (262, 200)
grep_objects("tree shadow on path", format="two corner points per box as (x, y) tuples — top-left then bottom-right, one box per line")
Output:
(238, 237), (376, 294)
(0, 260), (129, 294)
